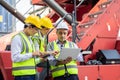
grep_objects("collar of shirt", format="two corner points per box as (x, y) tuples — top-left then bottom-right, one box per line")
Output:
(56, 40), (67, 49)
(56, 40), (67, 44)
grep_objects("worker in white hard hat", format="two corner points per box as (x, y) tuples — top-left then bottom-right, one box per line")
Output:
(11, 15), (58, 80)
(47, 21), (84, 80)
(56, 21), (69, 43)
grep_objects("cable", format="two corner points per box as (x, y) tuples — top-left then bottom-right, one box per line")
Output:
(76, 0), (85, 8)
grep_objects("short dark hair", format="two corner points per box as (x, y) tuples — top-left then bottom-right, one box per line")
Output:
(41, 25), (45, 29)
(24, 23), (36, 28)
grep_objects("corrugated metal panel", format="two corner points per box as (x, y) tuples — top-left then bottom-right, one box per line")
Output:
(0, 0), (15, 34)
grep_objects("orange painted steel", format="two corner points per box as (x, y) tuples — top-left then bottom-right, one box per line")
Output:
(0, 0), (120, 80)
(99, 64), (120, 80)
(78, 65), (120, 80)
(76, 0), (119, 50)
(0, 51), (119, 80)
(77, 0), (120, 61)
(31, 0), (120, 80)
(32, 0), (69, 5)
(0, 51), (14, 80)
(0, 32), (19, 51)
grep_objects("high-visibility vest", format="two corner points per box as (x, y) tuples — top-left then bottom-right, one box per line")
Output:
(12, 32), (36, 76)
(50, 40), (78, 78)
(32, 33), (46, 52)
(32, 33), (47, 64)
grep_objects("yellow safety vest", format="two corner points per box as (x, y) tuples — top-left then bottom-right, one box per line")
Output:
(12, 32), (36, 76)
(32, 33), (46, 63)
(32, 33), (46, 52)
(50, 41), (78, 78)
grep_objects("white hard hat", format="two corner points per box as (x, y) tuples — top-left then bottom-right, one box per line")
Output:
(56, 21), (69, 30)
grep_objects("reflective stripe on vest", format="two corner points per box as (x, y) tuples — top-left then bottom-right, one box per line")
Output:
(12, 32), (36, 76)
(12, 66), (35, 70)
(52, 65), (77, 72)
(50, 40), (78, 78)
(32, 33), (45, 52)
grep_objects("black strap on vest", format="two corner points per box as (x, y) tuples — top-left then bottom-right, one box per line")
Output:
(47, 59), (50, 78)
(64, 64), (70, 78)
(60, 44), (70, 78)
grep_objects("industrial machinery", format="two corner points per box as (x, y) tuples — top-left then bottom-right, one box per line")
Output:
(0, 0), (120, 80)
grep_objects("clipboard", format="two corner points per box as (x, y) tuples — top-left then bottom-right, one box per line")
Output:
(57, 47), (81, 60)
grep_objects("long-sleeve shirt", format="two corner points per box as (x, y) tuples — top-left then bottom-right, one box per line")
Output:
(11, 33), (33, 62)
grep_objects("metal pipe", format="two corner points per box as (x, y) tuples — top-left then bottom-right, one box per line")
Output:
(0, 0), (25, 23)
(43, 0), (73, 25)
(71, 0), (77, 42)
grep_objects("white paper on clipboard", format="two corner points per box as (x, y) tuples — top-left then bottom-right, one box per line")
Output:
(57, 47), (81, 60)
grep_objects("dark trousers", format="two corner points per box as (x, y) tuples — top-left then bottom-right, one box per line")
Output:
(54, 74), (79, 80)
(14, 75), (35, 80)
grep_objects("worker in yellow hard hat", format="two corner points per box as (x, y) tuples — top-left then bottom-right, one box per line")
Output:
(11, 15), (57, 80)
(40, 16), (54, 29)
(24, 15), (41, 29)
(11, 15), (42, 80)
(32, 16), (54, 52)
(31, 16), (58, 80)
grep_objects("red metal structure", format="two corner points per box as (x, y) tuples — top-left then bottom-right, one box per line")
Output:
(0, 0), (120, 80)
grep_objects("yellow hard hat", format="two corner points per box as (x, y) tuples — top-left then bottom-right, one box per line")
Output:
(24, 15), (41, 29)
(39, 17), (54, 29)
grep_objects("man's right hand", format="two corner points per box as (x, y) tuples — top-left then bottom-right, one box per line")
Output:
(32, 51), (43, 57)
(56, 57), (72, 65)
